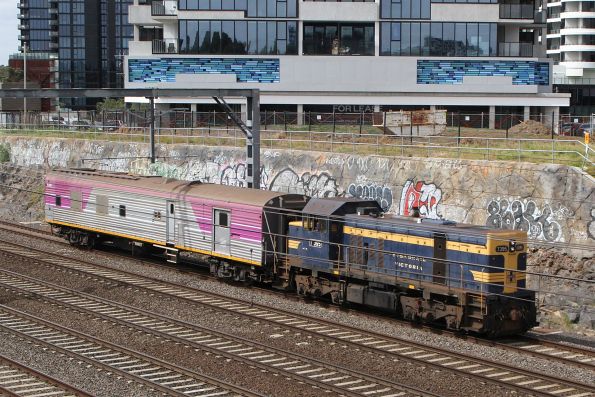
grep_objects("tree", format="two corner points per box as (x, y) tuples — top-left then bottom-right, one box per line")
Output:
(96, 98), (126, 112)
(0, 66), (24, 83)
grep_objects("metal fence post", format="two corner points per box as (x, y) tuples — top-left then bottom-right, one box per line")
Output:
(410, 111), (413, 144)
(551, 111), (555, 139)
(332, 110), (336, 133)
(359, 111), (363, 135)
(457, 112), (461, 145)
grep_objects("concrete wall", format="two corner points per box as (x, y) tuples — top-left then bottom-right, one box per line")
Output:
(126, 55), (548, 95)
(1, 136), (593, 249)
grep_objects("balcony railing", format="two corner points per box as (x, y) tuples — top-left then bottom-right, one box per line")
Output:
(500, 3), (535, 19)
(151, 0), (178, 16)
(152, 39), (178, 54)
(498, 42), (534, 57)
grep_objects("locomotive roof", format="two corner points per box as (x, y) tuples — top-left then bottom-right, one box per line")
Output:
(48, 169), (301, 207)
(302, 197), (381, 216)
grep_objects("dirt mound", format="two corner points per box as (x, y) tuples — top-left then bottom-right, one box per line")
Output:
(509, 120), (551, 135)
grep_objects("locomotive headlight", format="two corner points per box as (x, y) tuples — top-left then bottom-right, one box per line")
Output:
(509, 240), (516, 252)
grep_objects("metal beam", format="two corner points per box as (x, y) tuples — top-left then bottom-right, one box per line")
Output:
(148, 97), (155, 164)
(250, 90), (261, 190)
(212, 95), (260, 189)
(0, 88), (258, 99)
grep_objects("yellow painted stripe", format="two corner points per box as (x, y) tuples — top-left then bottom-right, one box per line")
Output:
(48, 220), (164, 246)
(289, 221), (303, 227)
(445, 241), (489, 255)
(175, 245), (261, 266)
(288, 240), (300, 249)
(470, 271), (506, 283)
(344, 226), (489, 254)
(470, 270), (526, 283)
(48, 220), (261, 266)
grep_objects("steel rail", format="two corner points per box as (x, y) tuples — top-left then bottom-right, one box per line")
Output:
(0, 305), (262, 397)
(0, 239), (592, 397)
(0, 223), (593, 370)
(0, 354), (91, 397)
(0, 268), (438, 397)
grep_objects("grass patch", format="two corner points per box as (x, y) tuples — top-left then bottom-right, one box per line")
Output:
(0, 143), (10, 163)
(1, 125), (593, 175)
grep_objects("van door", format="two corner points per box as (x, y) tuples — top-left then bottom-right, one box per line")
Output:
(433, 233), (447, 284)
(166, 201), (176, 245)
(213, 209), (231, 255)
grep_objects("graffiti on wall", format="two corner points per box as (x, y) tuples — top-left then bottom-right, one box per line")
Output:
(347, 183), (393, 212)
(485, 198), (574, 242)
(398, 179), (443, 219)
(268, 168), (339, 198)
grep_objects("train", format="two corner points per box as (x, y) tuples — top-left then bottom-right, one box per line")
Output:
(44, 168), (537, 337)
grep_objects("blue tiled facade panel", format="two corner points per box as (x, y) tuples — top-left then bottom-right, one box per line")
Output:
(417, 60), (550, 86)
(128, 58), (280, 83)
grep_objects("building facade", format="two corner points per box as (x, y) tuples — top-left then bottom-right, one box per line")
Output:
(8, 53), (58, 112)
(17, 0), (134, 109)
(547, 0), (595, 115)
(126, 0), (569, 126)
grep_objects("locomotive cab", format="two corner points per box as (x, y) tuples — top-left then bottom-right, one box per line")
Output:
(287, 198), (381, 295)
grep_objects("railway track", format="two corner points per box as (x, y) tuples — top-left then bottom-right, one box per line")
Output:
(0, 307), (261, 397)
(0, 268), (434, 397)
(0, 354), (90, 397)
(1, 220), (593, 372)
(0, 237), (592, 397)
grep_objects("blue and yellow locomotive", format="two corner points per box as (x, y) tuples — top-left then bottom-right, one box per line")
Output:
(285, 198), (536, 337)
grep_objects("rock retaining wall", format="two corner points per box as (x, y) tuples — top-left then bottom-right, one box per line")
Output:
(2, 136), (592, 248)
(0, 136), (593, 332)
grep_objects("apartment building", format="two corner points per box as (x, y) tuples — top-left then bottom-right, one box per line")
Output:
(547, 0), (595, 115)
(16, 0), (134, 109)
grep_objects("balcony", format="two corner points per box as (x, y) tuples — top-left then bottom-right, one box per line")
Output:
(151, 0), (177, 16)
(500, 3), (534, 19)
(498, 42), (534, 57)
(152, 38), (178, 54)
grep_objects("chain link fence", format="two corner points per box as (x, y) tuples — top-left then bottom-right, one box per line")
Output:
(1, 110), (592, 138)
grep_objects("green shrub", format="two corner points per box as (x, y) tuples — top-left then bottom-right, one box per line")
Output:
(0, 144), (10, 163)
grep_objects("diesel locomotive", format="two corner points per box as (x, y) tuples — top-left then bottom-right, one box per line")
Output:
(45, 169), (536, 337)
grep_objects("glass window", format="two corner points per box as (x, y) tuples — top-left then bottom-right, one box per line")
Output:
(455, 23), (466, 56)
(221, 20), (235, 54)
(178, 19), (297, 55)
(303, 23), (374, 56)
(235, 21), (247, 54)
(180, 0), (296, 17)
(199, 21), (211, 53)
(467, 23), (478, 56)
(478, 23), (490, 56)
(380, 21), (497, 57)
(211, 21), (222, 53)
